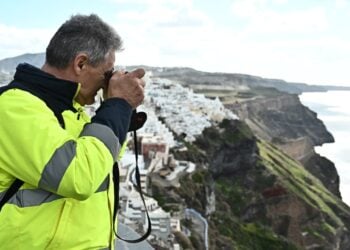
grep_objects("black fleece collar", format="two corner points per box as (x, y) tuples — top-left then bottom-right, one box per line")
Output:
(13, 63), (79, 105)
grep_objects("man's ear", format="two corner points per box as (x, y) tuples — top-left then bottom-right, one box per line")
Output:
(73, 53), (89, 75)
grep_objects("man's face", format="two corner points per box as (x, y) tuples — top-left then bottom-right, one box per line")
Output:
(77, 51), (115, 105)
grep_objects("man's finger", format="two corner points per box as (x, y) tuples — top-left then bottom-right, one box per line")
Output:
(114, 70), (125, 77)
(128, 68), (145, 79)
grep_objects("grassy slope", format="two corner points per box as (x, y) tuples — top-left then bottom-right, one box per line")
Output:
(153, 119), (350, 249)
(258, 140), (349, 227)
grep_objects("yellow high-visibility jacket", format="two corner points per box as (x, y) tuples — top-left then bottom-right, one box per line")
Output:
(0, 63), (132, 249)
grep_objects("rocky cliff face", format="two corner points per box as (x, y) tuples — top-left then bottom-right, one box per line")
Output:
(140, 65), (345, 209)
(227, 93), (334, 146)
(147, 74), (348, 249)
(225, 93), (341, 199)
(149, 67), (328, 94)
(157, 119), (350, 250)
(303, 153), (342, 198)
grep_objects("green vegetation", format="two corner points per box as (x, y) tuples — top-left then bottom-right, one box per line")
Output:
(157, 118), (350, 249)
(151, 184), (167, 207)
(240, 223), (299, 250)
(250, 86), (282, 97)
(173, 231), (194, 250)
(211, 156), (300, 248)
(172, 140), (207, 164)
(211, 211), (299, 250)
(236, 91), (255, 99)
(193, 86), (283, 105)
(219, 118), (254, 141)
(151, 184), (181, 211)
(258, 140), (349, 228)
(189, 235), (202, 249)
(215, 178), (249, 215)
(194, 119), (255, 154)
(192, 170), (207, 183)
(321, 222), (337, 235)
(176, 169), (211, 214)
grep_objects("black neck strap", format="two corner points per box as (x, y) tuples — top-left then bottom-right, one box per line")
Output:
(113, 128), (152, 243)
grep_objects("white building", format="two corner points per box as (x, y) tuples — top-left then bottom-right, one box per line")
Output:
(146, 208), (172, 242)
(145, 78), (238, 142)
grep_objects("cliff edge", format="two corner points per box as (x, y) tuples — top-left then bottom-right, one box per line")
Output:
(153, 119), (350, 249)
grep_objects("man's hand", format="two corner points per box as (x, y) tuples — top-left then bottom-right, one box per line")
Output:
(106, 68), (145, 108)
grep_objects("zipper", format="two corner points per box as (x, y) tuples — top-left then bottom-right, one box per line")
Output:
(74, 83), (83, 120)
(77, 107), (84, 120)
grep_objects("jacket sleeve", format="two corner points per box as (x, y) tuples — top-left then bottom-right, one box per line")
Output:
(0, 90), (132, 200)
(91, 98), (132, 144)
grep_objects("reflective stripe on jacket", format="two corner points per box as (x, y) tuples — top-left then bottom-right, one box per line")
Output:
(0, 63), (132, 249)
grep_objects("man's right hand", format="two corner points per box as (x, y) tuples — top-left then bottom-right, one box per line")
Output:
(106, 68), (146, 108)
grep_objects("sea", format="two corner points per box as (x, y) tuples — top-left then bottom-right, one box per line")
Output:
(299, 91), (350, 206)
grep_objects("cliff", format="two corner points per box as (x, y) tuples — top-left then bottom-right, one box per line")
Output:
(139, 66), (346, 199)
(223, 91), (342, 198)
(146, 73), (349, 249)
(152, 119), (350, 249)
(146, 66), (350, 93)
(227, 93), (333, 146)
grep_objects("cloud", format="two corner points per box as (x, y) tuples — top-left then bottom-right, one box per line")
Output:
(114, 0), (209, 28)
(111, 0), (216, 68)
(335, 0), (348, 8)
(256, 8), (328, 33)
(231, 0), (329, 34)
(0, 0), (349, 86)
(108, 0), (191, 7)
(231, 0), (265, 18)
(0, 24), (53, 59)
(111, 0), (350, 86)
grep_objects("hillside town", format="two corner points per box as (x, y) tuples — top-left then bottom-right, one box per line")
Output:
(107, 74), (238, 249)
(0, 67), (239, 249)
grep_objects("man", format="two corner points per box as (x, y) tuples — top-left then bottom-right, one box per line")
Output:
(0, 14), (145, 249)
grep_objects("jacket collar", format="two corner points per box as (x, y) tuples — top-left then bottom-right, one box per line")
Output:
(13, 63), (79, 104)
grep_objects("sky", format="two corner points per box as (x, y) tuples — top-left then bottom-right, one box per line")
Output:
(0, 0), (350, 85)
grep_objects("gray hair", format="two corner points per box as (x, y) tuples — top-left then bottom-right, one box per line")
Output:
(46, 14), (122, 68)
